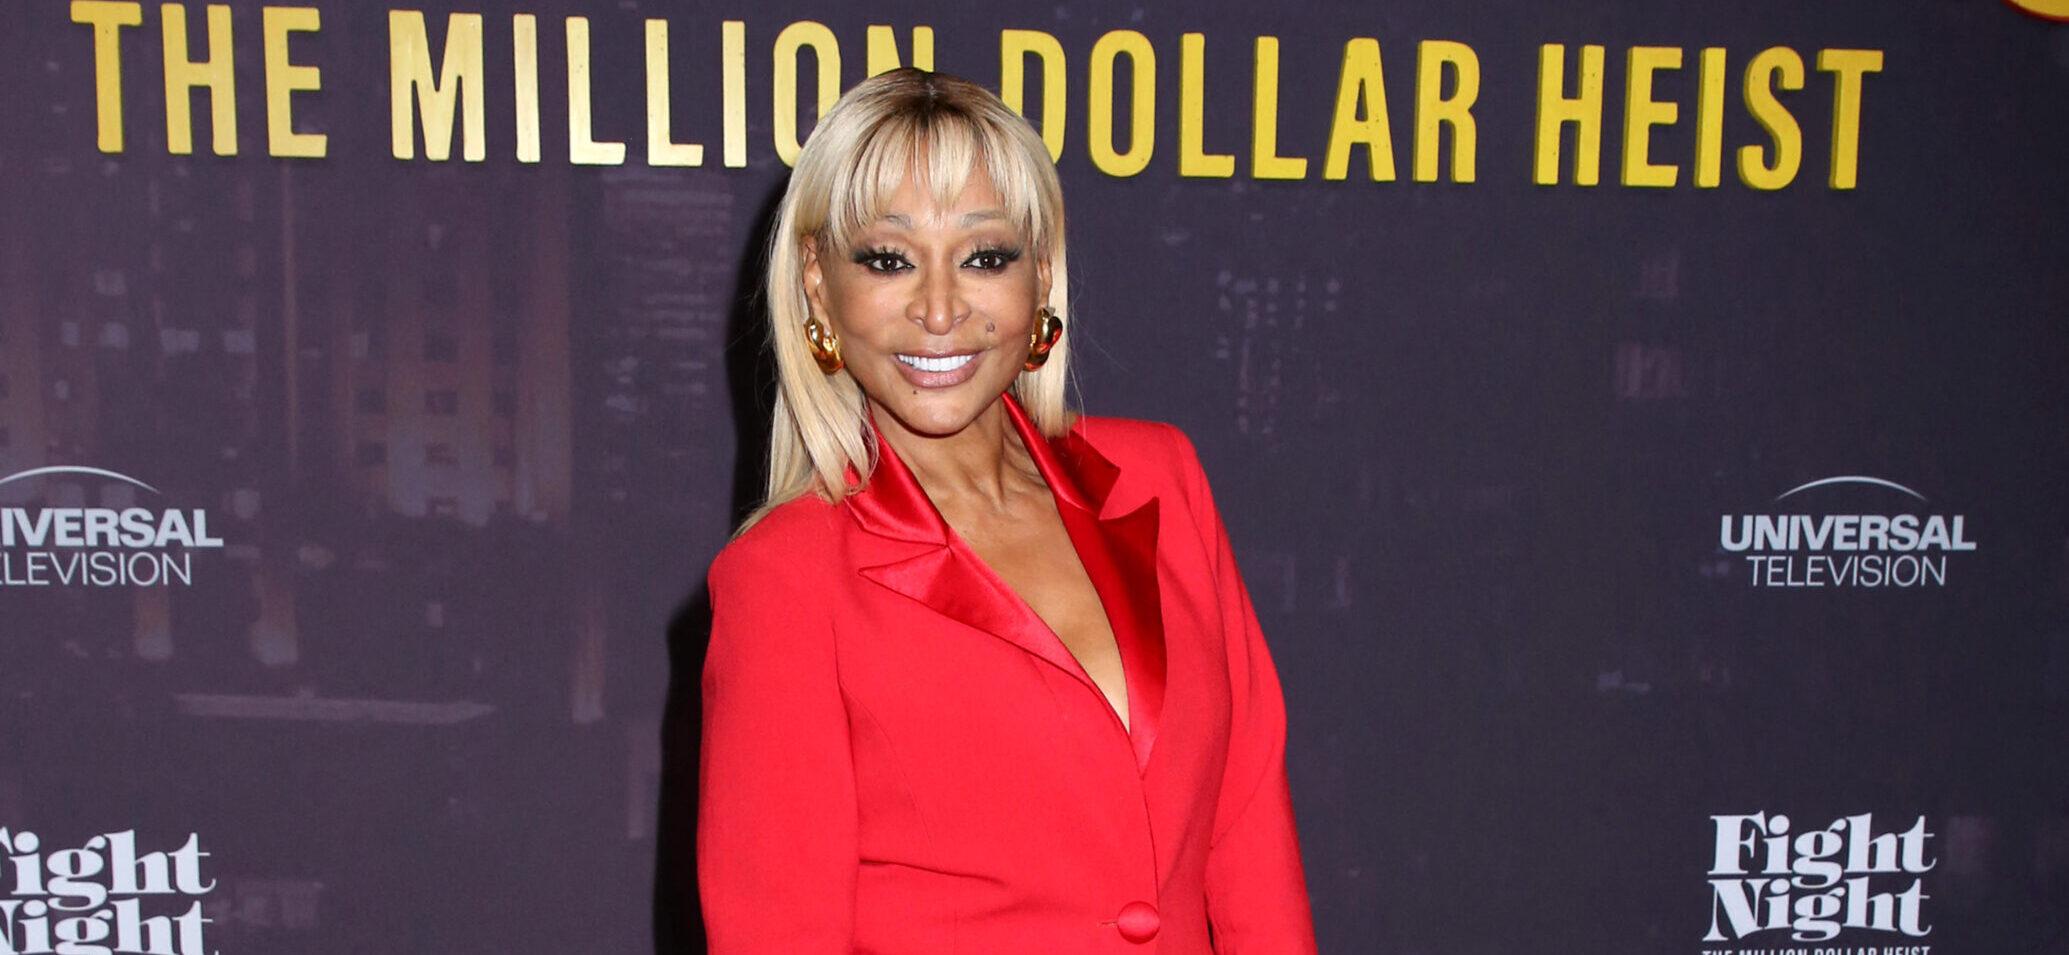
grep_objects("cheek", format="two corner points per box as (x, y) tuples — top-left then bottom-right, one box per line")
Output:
(980, 287), (1039, 331)
(825, 285), (905, 338)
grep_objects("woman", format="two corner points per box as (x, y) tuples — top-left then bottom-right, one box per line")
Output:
(697, 66), (1318, 953)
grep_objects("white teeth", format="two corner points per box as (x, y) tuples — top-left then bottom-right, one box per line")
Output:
(897, 353), (975, 373)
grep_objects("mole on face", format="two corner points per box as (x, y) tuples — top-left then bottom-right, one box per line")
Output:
(985, 321), (996, 334)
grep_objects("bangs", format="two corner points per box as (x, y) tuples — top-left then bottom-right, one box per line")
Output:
(813, 110), (1050, 256)
(749, 67), (1078, 524)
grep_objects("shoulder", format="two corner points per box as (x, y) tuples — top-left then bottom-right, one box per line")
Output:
(1066, 411), (1212, 508)
(703, 496), (844, 671)
(1066, 412), (1202, 473)
(708, 493), (843, 591)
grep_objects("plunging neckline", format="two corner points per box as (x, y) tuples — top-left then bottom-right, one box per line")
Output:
(940, 503), (1132, 734)
(874, 403), (1134, 733)
(847, 391), (1168, 771)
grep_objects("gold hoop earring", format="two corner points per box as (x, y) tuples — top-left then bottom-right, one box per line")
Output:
(1024, 305), (1063, 371)
(804, 314), (843, 374)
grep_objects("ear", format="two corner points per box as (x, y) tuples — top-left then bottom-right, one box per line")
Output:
(1035, 253), (1054, 309)
(800, 233), (831, 321)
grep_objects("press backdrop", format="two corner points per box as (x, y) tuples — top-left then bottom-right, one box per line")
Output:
(2, 1), (2066, 952)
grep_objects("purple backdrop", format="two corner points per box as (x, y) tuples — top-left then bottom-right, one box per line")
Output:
(2, 1), (2065, 952)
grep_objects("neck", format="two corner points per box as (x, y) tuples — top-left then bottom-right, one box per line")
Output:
(870, 393), (1038, 513)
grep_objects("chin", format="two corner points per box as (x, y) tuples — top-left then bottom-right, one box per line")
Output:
(875, 385), (1009, 438)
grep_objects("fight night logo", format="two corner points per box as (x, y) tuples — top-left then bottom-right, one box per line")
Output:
(1720, 476), (1974, 588)
(0, 829), (216, 955)
(0, 467), (223, 588)
(1704, 813), (1933, 953)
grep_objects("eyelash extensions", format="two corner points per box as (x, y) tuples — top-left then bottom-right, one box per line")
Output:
(850, 244), (1025, 274)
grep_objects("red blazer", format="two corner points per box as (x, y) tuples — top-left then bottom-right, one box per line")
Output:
(697, 390), (1317, 953)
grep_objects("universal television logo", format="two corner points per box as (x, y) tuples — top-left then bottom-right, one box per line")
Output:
(0, 466), (224, 588)
(1718, 476), (1975, 588)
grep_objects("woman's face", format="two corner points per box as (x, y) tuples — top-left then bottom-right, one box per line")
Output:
(801, 161), (1053, 440)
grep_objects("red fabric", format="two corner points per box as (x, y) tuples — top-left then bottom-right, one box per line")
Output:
(697, 391), (1318, 954)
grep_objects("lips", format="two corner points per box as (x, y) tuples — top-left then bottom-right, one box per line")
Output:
(896, 353), (977, 372)
(893, 350), (983, 388)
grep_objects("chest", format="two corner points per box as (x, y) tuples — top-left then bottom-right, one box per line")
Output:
(829, 489), (1243, 861)
(828, 516), (1238, 843)
(955, 505), (1130, 730)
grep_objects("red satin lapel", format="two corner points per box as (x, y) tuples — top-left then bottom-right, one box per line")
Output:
(858, 545), (1094, 688)
(1002, 394), (1166, 773)
(840, 412), (945, 547)
(844, 393), (1168, 774)
(1054, 497), (1166, 772)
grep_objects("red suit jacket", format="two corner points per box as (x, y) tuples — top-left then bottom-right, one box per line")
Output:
(697, 390), (1318, 953)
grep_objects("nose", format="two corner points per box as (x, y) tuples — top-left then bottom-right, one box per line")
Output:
(907, 261), (969, 335)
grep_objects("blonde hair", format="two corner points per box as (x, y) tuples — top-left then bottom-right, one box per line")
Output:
(735, 67), (1077, 537)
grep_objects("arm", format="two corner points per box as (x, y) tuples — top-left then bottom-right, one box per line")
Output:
(696, 537), (858, 952)
(1171, 426), (1320, 954)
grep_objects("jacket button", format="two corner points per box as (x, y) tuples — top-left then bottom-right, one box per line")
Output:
(1115, 900), (1160, 943)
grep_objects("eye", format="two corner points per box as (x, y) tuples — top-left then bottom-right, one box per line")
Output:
(851, 246), (911, 274)
(965, 245), (1024, 272)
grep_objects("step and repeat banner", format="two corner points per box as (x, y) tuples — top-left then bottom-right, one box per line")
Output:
(2, 0), (2065, 952)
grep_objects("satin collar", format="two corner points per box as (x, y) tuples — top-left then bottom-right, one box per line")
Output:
(837, 389), (1168, 775)
(841, 390), (1122, 544)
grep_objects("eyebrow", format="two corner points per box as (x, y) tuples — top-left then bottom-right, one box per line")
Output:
(878, 209), (1010, 229)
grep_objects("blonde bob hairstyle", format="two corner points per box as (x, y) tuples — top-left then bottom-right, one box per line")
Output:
(736, 67), (1076, 536)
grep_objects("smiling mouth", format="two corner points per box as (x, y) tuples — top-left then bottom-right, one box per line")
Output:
(895, 353), (977, 372)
